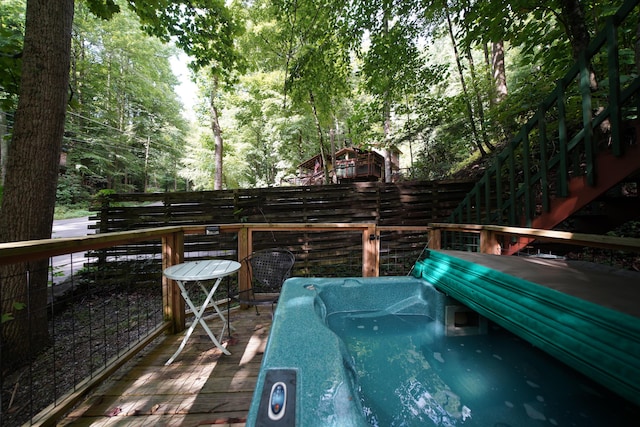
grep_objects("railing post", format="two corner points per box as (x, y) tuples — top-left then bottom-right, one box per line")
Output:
(522, 131), (533, 226)
(362, 225), (379, 277)
(495, 156), (503, 224)
(606, 17), (621, 156)
(480, 229), (501, 255)
(237, 226), (251, 302)
(557, 82), (569, 197)
(538, 104), (550, 213)
(162, 230), (185, 334)
(579, 50), (595, 186)
(429, 228), (442, 250)
(508, 140), (517, 225)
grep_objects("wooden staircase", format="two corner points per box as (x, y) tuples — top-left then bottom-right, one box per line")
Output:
(505, 140), (640, 254)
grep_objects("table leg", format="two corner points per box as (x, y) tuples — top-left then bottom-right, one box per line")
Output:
(196, 279), (232, 344)
(165, 278), (230, 365)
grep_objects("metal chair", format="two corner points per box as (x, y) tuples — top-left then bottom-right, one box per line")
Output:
(232, 249), (295, 314)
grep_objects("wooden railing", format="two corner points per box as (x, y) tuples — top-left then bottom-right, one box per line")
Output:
(428, 222), (640, 255)
(161, 223), (429, 332)
(0, 222), (429, 426)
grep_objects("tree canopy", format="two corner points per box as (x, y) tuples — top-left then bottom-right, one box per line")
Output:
(1, 0), (634, 194)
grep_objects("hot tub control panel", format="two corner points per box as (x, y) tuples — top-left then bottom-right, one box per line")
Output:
(268, 382), (286, 420)
(256, 369), (297, 426)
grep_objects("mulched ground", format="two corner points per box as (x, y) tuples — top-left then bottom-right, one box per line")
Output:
(1, 286), (163, 427)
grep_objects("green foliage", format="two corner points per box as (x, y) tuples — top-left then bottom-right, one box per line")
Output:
(1, 301), (26, 324)
(85, 0), (120, 19)
(64, 1), (188, 194)
(128, 0), (244, 79)
(96, 189), (117, 197)
(0, 0), (25, 111)
(5, 0), (633, 194)
(56, 171), (92, 206)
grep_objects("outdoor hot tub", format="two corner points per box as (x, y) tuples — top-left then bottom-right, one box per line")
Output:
(246, 275), (637, 426)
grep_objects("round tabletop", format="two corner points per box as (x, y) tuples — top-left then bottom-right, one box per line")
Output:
(163, 259), (241, 281)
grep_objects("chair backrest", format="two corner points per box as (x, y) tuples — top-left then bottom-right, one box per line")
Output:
(247, 249), (295, 292)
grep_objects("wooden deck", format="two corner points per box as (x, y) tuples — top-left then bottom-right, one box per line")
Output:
(59, 308), (271, 426)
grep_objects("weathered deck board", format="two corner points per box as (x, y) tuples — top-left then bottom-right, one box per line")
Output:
(58, 308), (271, 426)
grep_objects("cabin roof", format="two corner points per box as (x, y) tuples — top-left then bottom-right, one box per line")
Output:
(298, 148), (385, 171)
(298, 154), (323, 170)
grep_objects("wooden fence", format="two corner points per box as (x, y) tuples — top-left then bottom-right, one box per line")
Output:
(92, 180), (475, 230)
(88, 180), (474, 284)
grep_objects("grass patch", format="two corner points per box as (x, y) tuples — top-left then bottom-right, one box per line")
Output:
(54, 205), (92, 220)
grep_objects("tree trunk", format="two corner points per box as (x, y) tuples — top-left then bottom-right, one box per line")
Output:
(404, 92), (414, 178)
(382, 6), (393, 183)
(444, 2), (486, 157)
(144, 136), (150, 192)
(559, 0), (591, 60)
(309, 90), (329, 183)
(329, 127), (336, 184)
(491, 41), (508, 103)
(559, 0), (597, 90)
(0, 0), (74, 368)
(210, 75), (223, 190)
(0, 110), (7, 186)
(383, 98), (393, 183)
(491, 40), (512, 143)
(466, 48), (494, 151)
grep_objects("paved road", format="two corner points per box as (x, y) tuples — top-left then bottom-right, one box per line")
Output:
(51, 217), (96, 284)
(52, 216), (96, 238)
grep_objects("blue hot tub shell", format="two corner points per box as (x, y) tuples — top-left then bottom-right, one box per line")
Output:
(246, 272), (640, 426)
(246, 276), (451, 426)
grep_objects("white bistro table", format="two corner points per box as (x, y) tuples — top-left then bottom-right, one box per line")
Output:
(163, 259), (241, 365)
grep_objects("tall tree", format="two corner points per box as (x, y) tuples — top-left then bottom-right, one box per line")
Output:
(349, 0), (426, 181)
(186, 1), (244, 190)
(0, 0), (75, 367)
(0, 0), (241, 367)
(491, 41), (507, 103)
(444, 1), (486, 156)
(210, 75), (225, 189)
(268, 0), (351, 180)
(68, 4), (186, 193)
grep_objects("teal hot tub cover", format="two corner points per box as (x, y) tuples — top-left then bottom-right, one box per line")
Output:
(410, 250), (640, 407)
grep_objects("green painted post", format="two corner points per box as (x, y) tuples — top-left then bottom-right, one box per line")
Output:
(557, 83), (569, 198)
(475, 181), (482, 224)
(606, 17), (622, 156)
(522, 131), (532, 226)
(484, 172), (492, 223)
(579, 52), (595, 186)
(508, 145), (516, 225)
(495, 156), (503, 224)
(538, 105), (550, 213)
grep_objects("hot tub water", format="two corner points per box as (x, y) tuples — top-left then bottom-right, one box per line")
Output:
(328, 311), (636, 426)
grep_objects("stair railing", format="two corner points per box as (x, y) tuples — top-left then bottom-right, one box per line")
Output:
(448, 0), (640, 227)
